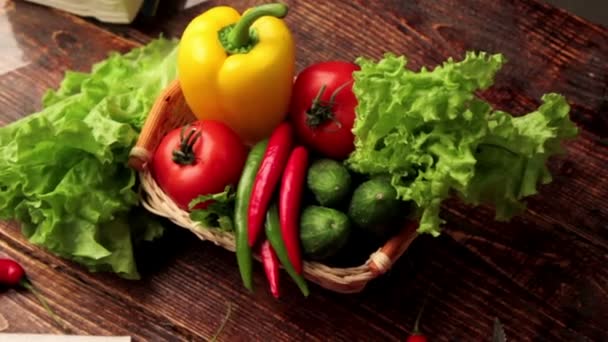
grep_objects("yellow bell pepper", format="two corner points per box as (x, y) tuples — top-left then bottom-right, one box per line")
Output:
(178, 3), (295, 145)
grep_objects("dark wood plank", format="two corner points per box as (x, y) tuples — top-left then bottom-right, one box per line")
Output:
(362, 234), (607, 342)
(1, 220), (407, 341)
(0, 0), (137, 125)
(1, 0), (608, 341)
(5, 216), (605, 341)
(0, 222), (213, 340)
(101, 0), (608, 123)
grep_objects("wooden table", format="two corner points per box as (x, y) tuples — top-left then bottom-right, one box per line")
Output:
(1, 0), (607, 340)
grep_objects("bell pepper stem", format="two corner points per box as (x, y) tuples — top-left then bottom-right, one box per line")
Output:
(228, 3), (288, 48)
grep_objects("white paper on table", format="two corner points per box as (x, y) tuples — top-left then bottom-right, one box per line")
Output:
(182, 0), (210, 9)
(0, 334), (130, 342)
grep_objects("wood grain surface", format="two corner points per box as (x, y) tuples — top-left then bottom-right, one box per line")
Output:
(1, 0), (607, 341)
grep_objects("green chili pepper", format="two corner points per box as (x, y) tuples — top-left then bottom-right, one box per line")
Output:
(265, 202), (310, 297)
(234, 139), (269, 291)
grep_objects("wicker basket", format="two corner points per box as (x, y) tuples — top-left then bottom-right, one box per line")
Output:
(128, 79), (419, 293)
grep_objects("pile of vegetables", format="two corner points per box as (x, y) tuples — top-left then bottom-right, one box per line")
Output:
(0, 2), (577, 297)
(162, 2), (577, 296)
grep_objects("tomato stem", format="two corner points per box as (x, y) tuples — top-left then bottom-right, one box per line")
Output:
(305, 80), (353, 130)
(172, 125), (202, 165)
(20, 278), (67, 331)
(412, 297), (427, 334)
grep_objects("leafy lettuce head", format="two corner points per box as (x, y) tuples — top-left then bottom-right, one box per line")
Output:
(347, 52), (577, 236)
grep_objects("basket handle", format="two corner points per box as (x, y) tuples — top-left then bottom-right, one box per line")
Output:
(128, 79), (182, 172)
(369, 221), (419, 275)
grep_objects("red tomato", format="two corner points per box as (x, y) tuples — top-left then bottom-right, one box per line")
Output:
(151, 120), (247, 210)
(406, 335), (428, 342)
(289, 61), (360, 160)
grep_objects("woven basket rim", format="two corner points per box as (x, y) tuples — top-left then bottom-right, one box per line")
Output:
(138, 170), (378, 293)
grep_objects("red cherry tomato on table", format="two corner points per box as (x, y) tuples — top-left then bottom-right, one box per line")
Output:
(407, 334), (428, 342)
(289, 61), (360, 160)
(0, 258), (25, 286)
(152, 120), (248, 210)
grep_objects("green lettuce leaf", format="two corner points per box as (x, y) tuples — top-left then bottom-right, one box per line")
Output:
(463, 94), (578, 219)
(347, 52), (578, 236)
(189, 186), (236, 232)
(0, 37), (179, 279)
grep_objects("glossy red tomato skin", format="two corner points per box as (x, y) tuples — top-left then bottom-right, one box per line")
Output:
(0, 258), (25, 286)
(289, 61), (360, 160)
(151, 120), (247, 210)
(406, 334), (428, 342)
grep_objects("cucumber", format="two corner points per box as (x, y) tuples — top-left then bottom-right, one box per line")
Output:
(347, 177), (402, 238)
(299, 205), (351, 261)
(306, 159), (352, 207)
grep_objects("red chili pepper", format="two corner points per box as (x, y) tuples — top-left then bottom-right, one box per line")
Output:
(0, 258), (26, 286)
(278, 146), (308, 274)
(248, 122), (294, 247)
(260, 240), (280, 298)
